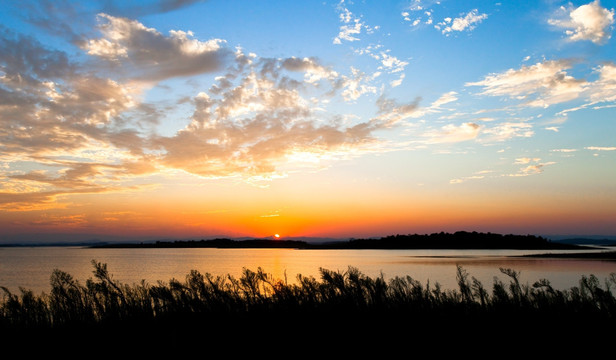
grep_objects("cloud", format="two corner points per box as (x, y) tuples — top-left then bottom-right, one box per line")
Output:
(449, 169), (494, 184)
(2, 7), (423, 206)
(333, 5), (365, 44)
(548, 0), (615, 44)
(378, 52), (408, 74)
(424, 122), (480, 144)
(430, 91), (458, 109)
(0, 186), (121, 211)
(18, 0), (205, 43)
(588, 62), (616, 103)
(99, 0), (206, 18)
(150, 56), (410, 179)
(403, 6), (434, 28)
(338, 67), (379, 102)
(407, 91), (458, 119)
(449, 175), (485, 184)
(466, 60), (587, 108)
(515, 157), (541, 165)
(439, 9), (488, 35)
(0, 26), (73, 86)
(585, 146), (616, 151)
(519, 163), (554, 175)
(504, 158), (556, 177)
(0, 26), (160, 210)
(334, 3), (407, 91)
(281, 57), (339, 84)
(85, 13), (231, 81)
(480, 122), (534, 142)
(374, 95), (421, 126)
(469, 60), (616, 118)
(334, 19), (363, 44)
(0, 27), (141, 154)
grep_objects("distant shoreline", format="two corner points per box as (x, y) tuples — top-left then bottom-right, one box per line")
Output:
(89, 231), (597, 251)
(519, 250), (616, 260)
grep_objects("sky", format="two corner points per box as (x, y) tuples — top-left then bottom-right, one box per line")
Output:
(0, 0), (615, 243)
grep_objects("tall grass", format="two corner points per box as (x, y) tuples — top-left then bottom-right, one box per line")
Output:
(1, 260), (615, 350)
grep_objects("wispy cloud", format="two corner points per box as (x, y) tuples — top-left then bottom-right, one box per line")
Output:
(465, 60), (587, 108)
(507, 158), (556, 177)
(480, 122), (534, 142)
(585, 146), (616, 151)
(551, 148), (578, 153)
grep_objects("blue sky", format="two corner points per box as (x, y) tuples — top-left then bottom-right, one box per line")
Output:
(0, 0), (615, 242)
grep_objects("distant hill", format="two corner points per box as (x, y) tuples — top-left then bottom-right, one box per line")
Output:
(92, 231), (587, 250)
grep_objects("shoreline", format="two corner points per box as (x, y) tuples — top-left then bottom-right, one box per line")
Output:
(88, 231), (594, 251)
(518, 250), (616, 260)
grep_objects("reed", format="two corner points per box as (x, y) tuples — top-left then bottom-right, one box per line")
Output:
(1, 261), (614, 351)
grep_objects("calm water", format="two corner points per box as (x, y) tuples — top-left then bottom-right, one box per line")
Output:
(1, 246), (615, 295)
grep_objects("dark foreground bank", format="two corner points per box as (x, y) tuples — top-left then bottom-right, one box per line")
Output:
(1, 261), (614, 356)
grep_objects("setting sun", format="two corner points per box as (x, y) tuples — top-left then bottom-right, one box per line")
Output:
(274, 234), (281, 239)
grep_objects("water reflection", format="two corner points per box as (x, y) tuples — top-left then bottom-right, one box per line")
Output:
(0, 246), (614, 294)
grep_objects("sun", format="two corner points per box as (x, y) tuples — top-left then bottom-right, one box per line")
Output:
(274, 234), (280, 239)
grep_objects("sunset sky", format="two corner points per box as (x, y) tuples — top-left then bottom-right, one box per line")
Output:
(1, 0), (615, 243)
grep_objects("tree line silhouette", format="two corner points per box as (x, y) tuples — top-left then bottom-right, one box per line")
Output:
(93, 231), (584, 250)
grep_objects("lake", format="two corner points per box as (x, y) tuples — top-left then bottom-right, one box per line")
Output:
(1, 246), (615, 295)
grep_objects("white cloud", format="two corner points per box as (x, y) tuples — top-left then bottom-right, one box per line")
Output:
(334, 19), (363, 44)
(431, 91), (458, 108)
(588, 62), (616, 103)
(585, 146), (616, 151)
(333, 5), (366, 44)
(390, 73), (405, 88)
(441, 9), (488, 35)
(548, 0), (615, 44)
(339, 67), (378, 102)
(379, 52), (409, 73)
(405, 91), (459, 120)
(515, 157), (541, 165)
(424, 122), (480, 144)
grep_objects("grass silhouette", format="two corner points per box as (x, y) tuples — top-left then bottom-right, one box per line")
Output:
(1, 260), (615, 355)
